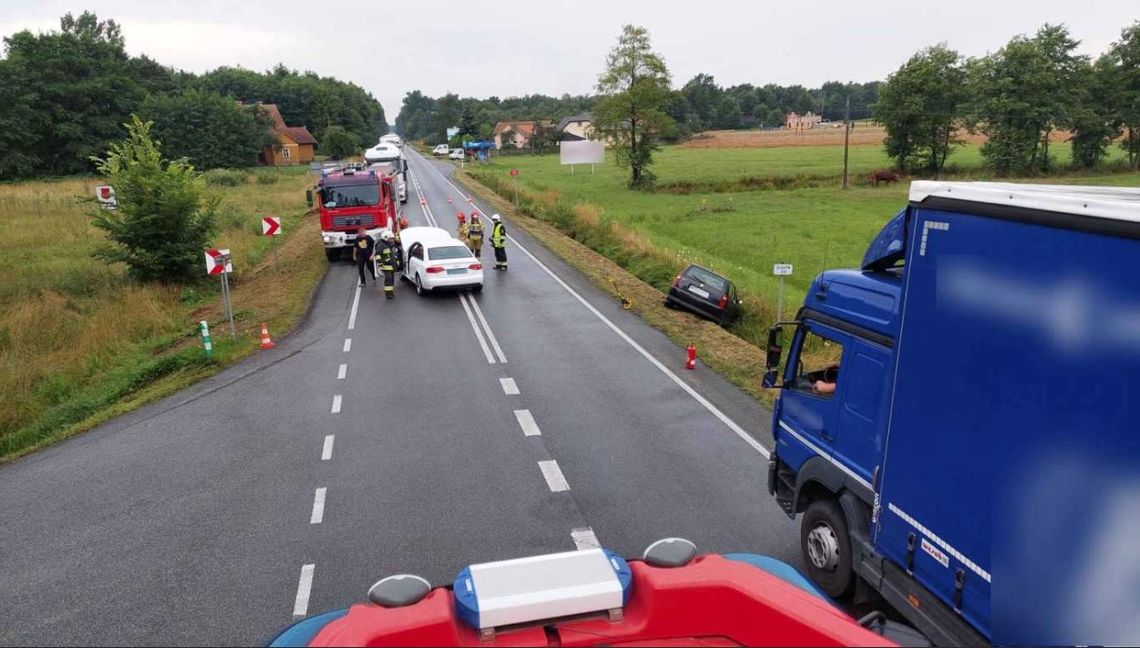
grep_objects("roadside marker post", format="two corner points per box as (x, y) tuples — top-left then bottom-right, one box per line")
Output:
(262, 216), (282, 269)
(773, 263), (793, 322)
(199, 320), (213, 359)
(206, 249), (235, 337)
(509, 168), (519, 205)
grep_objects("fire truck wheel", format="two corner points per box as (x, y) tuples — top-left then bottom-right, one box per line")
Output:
(801, 497), (854, 599)
(325, 248), (339, 262)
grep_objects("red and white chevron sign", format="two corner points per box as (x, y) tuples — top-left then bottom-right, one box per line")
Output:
(205, 249), (233, 275)
(262, 216), (281, 236)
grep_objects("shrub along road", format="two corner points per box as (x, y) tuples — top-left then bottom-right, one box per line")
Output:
(0, 150), (796, 645)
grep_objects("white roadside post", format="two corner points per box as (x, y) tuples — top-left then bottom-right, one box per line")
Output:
(199, 320), (213, 359)
(773, 263), (793, 322)
(205, 249), (236, 336)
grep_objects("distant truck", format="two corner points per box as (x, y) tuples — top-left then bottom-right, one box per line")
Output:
(764, 181), (1140, 646)
(308, 165), (401, 262)
(364, 142), (408, 204)
(379, 133), (403, 148)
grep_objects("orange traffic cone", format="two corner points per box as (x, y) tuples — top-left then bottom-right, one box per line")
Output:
(259, 322), (276, 350)
(685, 344), (697, 370)
(447, 195), (453, 204)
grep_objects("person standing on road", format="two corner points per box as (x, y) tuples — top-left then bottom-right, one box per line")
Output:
(352, 227), (376, 287)
(377, 232), (397, 299)
(456, 212), (469, 247)
(490, 213), (508, 270)
(467, 213), (484, 257)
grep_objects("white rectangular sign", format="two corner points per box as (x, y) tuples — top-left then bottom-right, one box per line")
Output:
(560, 140), (605, 165)
(773, 263), (793, 276)
(95, 185), (117, 211)
(205, 249), (233, 275)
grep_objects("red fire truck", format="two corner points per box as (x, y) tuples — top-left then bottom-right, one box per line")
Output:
(307, 165), (403, 262)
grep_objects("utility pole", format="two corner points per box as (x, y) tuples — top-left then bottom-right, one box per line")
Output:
(842, 95), (851, 190)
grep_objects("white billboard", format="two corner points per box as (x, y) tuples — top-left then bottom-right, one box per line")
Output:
(560, 140), (605, 165)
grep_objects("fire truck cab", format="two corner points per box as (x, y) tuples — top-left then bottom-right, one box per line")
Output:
(309, 165), (401, 262)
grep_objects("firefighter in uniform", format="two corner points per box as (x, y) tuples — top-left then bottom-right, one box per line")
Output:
(467, 212), (484, 257)
(456, 212), (469, 247)
(490, 213), (507, 270)
(377, 232), (397, 299)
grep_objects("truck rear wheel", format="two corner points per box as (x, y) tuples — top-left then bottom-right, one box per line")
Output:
(325, 248), (339, 262)
(801, 498), (854, 599)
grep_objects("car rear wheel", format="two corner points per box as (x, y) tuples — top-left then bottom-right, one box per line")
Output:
(472, 284), (483, 293)
(801, 498), (855, 599)
(416, 274), (427, 296)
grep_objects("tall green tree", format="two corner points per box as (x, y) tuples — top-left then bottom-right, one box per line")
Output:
(593, 25), (675, 189)
(968, 24), (1087, 174)
(91, 117), (218, 283)
(0, 11), (143, 177)
(459, 104), (479, 137)
(1068, 56), (1118, 168)
(318, 125), (360, 159)
(138, 90), (273, 169)
(875, 44), (967, 173)
(1103, 22), (1140, 170)
(681, 73), (721, 131)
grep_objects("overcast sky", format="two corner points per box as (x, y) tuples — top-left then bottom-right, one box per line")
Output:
(1, 0), (1134, 125)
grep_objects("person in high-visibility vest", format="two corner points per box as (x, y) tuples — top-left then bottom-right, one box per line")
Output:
(490, 213), (507, 270)
(456, 212), (469, 247)
(377, 232), (397, 299)
(466, 213), (484, 257)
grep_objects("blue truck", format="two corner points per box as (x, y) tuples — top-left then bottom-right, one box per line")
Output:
(765, 181), (1140, 646)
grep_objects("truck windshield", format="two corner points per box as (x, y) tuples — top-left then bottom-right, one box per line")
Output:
(322, 184), (379, 207)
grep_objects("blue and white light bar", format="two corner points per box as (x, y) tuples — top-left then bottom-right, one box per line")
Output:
(453, 548), (632, 630)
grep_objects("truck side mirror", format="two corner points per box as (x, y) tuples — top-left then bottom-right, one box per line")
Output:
(766, 326), (783, 370)
(305, 189), (313, 208)
(762, 370), (779, 389)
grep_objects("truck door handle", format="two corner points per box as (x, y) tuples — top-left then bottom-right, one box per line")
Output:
(819, 429), (834, 443)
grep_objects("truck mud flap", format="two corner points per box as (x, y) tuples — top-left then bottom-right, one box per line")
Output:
(857, 544), (987, 647)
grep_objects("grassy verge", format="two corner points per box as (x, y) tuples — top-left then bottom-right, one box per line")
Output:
(0, 166), (325, 461)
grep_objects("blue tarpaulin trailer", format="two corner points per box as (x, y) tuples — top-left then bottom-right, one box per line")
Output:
(764, 181), (1140, 646)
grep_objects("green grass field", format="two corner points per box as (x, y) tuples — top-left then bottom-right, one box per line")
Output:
(0, 166), (322, 459)
(474, 143), (1140, 343)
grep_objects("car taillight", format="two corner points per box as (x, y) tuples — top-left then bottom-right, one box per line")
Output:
(469, 263), (482, 270)
(672, 275), (681, 288)
(426, 266), (445, 274)
(718, 294), (728, 309)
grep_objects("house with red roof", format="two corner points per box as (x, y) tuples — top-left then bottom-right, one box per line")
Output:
(492, 120), (554, 150)
(253, 103), (317, 165)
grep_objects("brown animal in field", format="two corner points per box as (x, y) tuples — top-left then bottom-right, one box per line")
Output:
(870, 170), (902, 186)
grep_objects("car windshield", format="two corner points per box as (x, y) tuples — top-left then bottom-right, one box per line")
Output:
(322, 184), (379, 207)
(686, 266), (727, 291)
(428, 245), (473, 260)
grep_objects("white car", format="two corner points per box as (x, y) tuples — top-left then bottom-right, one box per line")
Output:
(432, 144), (450, 156)
(448, 148), (465, 160)
(380, 134), (403, 148)
(399, 226), (483, 295)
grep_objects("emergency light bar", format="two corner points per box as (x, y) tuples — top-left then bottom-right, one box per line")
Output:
(452, 548), (632, 631)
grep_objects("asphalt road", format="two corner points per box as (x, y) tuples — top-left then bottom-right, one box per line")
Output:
(0, 150), (799, 646)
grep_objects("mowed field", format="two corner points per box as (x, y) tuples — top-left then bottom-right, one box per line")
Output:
(0, 167), (323, 459)
(475, 142), (1140, 342)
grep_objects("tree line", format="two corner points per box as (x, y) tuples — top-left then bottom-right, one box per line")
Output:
(876, 22), (1140, 175)
(394, 80), (879, 145)
(0, 12), (387, 179)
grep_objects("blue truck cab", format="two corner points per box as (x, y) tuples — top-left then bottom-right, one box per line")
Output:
(765, 181), (1140, 646)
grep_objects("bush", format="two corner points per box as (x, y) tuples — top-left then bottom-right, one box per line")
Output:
(203, 168), (247, 186)
(255, 170), (279, 185)
(318, 125), (360, 160)
(91, 116), (218, 283)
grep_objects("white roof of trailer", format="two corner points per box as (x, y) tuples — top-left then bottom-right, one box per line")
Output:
(909, 181), (1140, 223)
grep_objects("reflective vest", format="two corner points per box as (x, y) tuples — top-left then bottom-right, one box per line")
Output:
(378, 245), (395, 271)
(468, 222), (484, 240)
(491, 222), (506, 247)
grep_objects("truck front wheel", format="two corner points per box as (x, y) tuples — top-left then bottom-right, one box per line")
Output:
(801, 498), (854, 599)
(325, 248), (339, 262)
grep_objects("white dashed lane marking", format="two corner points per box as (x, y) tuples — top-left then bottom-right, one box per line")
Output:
(342, 338), (352, 353)
(348, 284), (361, 330)
(321, 435), (334, 461)
(330, 395), (342, 414)
(571, 527), (600, 550)
(337, 363), (347, 380)
(500, 377), (519, 395)
(293, 564), (315, 617)
(310, 488), (326, 524)
(514, 409), (541, 437)
(538, 460), (570, 492)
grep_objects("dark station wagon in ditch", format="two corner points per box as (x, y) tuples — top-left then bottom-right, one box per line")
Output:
(665, 264), (742, 326)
